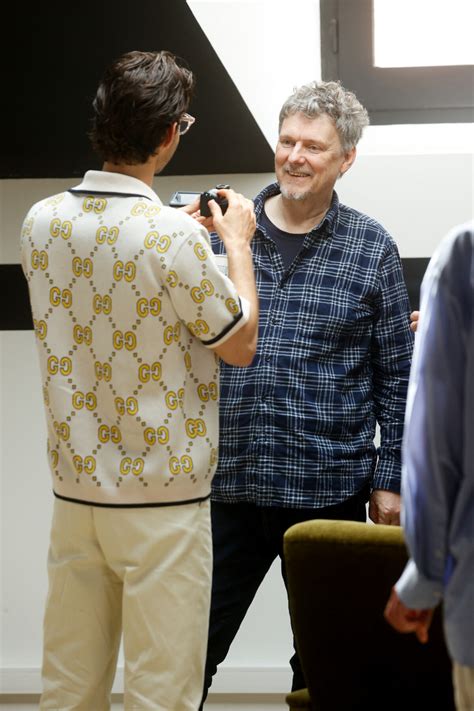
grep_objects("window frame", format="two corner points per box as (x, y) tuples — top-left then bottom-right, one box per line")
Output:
(320, 0), (474, 124)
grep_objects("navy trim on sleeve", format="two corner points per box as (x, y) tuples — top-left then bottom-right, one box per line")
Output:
(201, 298), (245, 346)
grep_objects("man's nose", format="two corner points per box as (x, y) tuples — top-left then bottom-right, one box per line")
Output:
(288, 143), (305, 163)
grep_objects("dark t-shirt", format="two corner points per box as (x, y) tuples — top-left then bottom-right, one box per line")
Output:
(260, 208), (306, 271)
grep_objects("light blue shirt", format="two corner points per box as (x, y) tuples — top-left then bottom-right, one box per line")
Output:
(396, 221), (474, 667)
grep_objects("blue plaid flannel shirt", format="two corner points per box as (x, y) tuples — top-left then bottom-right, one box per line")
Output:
(211, 184), (414, 509)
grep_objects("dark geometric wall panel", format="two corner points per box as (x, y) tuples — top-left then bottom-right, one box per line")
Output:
(2, 0), (274, 178)
(402, 258), (430, 311)
(1, 265), (34, 330)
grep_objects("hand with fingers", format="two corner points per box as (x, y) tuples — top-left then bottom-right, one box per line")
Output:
(368, 489), (401, 526)
(206, 188), (256, 250)
(384, 587), (434, 643)
(410, 310), (419, 333)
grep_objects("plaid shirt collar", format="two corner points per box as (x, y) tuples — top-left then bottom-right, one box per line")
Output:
(253, 182), (340, 242)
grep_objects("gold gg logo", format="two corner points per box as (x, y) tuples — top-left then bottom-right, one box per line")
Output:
(50, 218), (72, 240)
(185, 418), (207, 438)
(131, 202), (161, 218)
(138, 362), (162, 383)
(21, 218), (34, 239)
(169, 455), (193, 475)
(165, 388), (184, 411)
(190, 279), (215, 304)
(45, 194), (65, 207)
(47, 356), (72, 375)
(83, 196), (106, 213)
(144, 231), (171, 252)
(164, 322), (181, 345)
(31, 250), (48, 270)
(94, 361), (112, 381)
(197, 382), (218, 402)
(166, 270), (178, 288)
(54, 421), (70, 441)
(210, 448), (218, 466)
(72, 392), (97, 411)
(93, 294), (112, 315)
(144, 426), (170, 445)
(72, 257), (93, 278)
(50, 287), (72, 308)
(73, 325), (93, 345)
(113, 331), (137, 351)
(96, 226), (119, 245)
(194, 242), (208, 261)
(136, 297), (161, 317)
(120, 457), (144, 476)
(114, 397), (138, 416)
(113, 261), (136, 282)
(34, 319), (47, 340)
(50, 449), (59, 468)
(184, 352), (192, 372)
(226, 298), (240, 315)
(73, 455), (96, 475)
(98, 425), (122, 443)
(187, 319), (210, 337)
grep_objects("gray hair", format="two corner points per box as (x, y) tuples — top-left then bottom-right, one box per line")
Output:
(279, 80), (370, 153)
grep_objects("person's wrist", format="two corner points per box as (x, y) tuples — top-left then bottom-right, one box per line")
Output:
(222, 239), (252, 255)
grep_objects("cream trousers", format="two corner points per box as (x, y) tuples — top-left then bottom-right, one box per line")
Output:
(40, 497), (212, 711)
(453, 662), (474, 711)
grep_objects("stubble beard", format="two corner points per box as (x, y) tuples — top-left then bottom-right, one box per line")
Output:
(279, 185), (311, 201)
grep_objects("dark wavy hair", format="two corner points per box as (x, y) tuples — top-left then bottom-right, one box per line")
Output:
(89, 50), (195, 164)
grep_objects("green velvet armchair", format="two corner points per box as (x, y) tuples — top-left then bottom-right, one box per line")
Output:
(284, 520), (454, 711)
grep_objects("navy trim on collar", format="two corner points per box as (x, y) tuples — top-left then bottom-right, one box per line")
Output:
(68, 189), (153, 200)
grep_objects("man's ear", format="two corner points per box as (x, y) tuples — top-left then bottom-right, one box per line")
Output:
(161, 122), (178, 149)
(340, 147), (356, 177)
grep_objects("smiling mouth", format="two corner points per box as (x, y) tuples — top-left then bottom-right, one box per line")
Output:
(286, 170), (311, 178)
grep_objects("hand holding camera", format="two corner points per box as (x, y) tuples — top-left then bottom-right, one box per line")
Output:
(199, 184), (230, 217)
(169, 184), (255, 248)
(168, 184), (229, 216)
(207, 188), (256, 251)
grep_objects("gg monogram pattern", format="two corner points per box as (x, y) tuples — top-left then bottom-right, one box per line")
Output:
(21, 171), (248, 506)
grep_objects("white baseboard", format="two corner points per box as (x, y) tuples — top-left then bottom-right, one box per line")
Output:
(211, 666), (291, 694)
(0, 666), (292, 695)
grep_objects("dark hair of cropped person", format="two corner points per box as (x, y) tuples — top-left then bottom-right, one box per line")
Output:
(89, 50), (195, 164)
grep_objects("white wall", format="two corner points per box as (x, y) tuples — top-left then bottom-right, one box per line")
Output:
(188, 0), (322, 150)
(2, 0), (474, 701)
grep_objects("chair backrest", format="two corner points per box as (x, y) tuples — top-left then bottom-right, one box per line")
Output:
(284, 519), (454, 711)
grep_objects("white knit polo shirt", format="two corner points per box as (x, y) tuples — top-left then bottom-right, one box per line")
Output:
(21, 171), (249, 507)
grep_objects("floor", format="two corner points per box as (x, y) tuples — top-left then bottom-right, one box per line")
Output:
(0, 693), (288, 710)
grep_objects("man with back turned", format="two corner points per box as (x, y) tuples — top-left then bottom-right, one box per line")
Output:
(21, 49), (258, 710)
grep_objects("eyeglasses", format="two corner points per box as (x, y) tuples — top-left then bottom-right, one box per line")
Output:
(178, 113), (195, 136)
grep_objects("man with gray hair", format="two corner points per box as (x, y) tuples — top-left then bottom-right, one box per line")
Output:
(200, 81), (414, 703)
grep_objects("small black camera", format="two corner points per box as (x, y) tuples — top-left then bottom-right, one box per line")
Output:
(169, 184), (230, 216)
(199, 184), (230, 217)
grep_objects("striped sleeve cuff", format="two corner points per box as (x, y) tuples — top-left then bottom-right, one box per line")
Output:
(202, 296), (250, 348)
